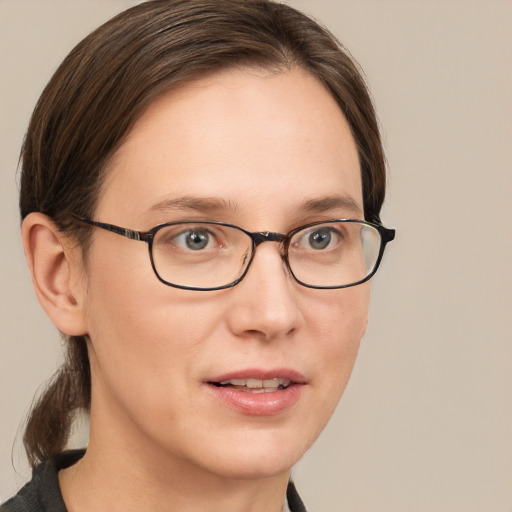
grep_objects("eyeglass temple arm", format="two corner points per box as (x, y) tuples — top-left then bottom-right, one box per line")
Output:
(72, 215), (151, 242)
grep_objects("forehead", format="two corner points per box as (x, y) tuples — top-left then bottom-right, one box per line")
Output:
(98, 67), (362, 226)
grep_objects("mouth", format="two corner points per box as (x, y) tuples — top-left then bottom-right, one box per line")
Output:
(205, 369), (306, 415)
(210, 378), (292, 393)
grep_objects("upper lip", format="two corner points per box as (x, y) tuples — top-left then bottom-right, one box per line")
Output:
(207, 368), (307, 384)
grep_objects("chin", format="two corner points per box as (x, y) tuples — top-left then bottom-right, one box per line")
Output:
(208, 452), (299, 481)
(195, 428), (313, 481)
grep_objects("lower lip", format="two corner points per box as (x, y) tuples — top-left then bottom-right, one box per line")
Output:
(206, 383), (304, 416)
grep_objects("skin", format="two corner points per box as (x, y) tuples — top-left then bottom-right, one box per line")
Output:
(23, 67), (369, 512)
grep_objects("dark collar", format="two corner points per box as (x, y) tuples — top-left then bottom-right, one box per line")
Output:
(287, 479), (308, 512)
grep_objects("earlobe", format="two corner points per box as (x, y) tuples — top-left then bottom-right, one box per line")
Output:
(21, 212), (88, 336)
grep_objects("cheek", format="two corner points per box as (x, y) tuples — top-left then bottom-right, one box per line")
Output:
(81, 245), (223, 410)
(307, 283), (369, 356)
(330, 285), (368, 375)
(304, 284), (369, 419)
(83, 235), (221, 340)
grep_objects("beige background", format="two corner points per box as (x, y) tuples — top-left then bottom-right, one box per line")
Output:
(1, 0), (511, 510)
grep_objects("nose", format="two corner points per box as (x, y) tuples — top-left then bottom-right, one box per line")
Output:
(225, 242), (302, 341)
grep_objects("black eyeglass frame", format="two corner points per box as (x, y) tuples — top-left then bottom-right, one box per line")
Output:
(72, 215), (395, 291)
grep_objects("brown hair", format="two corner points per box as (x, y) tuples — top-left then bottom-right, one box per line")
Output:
(20, 0), (386, 466)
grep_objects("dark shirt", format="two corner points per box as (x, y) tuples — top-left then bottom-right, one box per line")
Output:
(1, 450), (307, 512)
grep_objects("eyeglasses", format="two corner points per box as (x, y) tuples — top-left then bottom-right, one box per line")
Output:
(73, 215), (395, 291)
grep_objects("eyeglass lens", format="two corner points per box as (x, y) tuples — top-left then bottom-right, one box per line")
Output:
(150, 221), (383, 290)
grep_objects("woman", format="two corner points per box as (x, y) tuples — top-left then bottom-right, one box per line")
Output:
(2, 1), (394, 511)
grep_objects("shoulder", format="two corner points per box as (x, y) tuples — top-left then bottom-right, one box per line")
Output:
(1, 451), (85, 512)
(1, 478), (41, 512)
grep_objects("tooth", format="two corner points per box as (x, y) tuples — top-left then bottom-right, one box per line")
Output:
(228, 379), (247, 386)
(217, 378), (292, 389)
(263, 379), (291, 388)
(246, 379), (263, 388)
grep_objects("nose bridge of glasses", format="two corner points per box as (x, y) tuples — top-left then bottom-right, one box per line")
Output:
(250, 231), (287, 246)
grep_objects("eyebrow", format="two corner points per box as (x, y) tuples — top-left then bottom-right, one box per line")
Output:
(144, 194), (363, 219)
(297, 195), (363, 216)
(145, 196), (241, 217)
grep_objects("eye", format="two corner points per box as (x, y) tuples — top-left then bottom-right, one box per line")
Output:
(293, 225), (343, 252)
(308, 228), (333, 250)
(173, 228), (216, 250)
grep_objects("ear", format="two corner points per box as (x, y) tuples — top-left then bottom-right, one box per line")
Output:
(21, 212), (88, 336)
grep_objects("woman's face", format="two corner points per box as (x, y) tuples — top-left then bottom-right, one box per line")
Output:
(80, 67), (369, 480)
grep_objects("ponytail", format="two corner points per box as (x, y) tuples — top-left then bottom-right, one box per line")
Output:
(23, 335), (91, 467)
